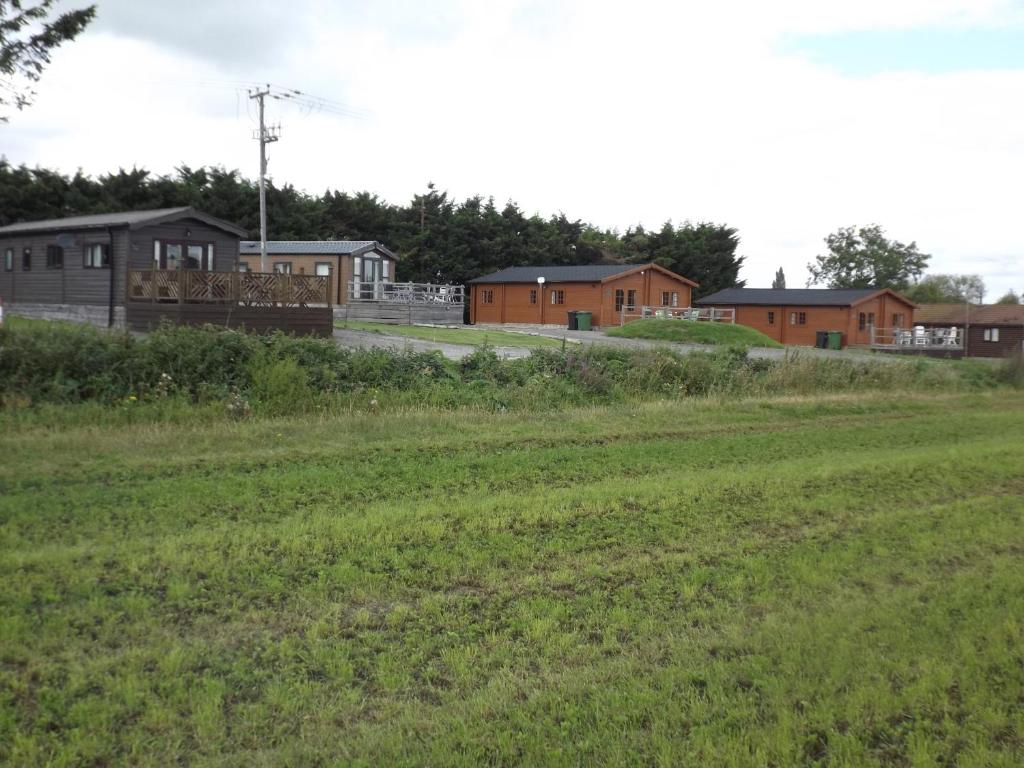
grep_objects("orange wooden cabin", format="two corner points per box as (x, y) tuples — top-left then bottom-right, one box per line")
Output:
(469, 263), (697, 327)
(695, 288), (917, 347)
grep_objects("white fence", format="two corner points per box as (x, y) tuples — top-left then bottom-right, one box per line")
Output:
(626, 306), (735, 324)
(870, 326), (963, 349)
(348, 281), (465, 305)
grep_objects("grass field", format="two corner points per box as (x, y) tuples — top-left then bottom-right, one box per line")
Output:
(2, 392), (1023, 765)
(607, 318), (784, 347)
(335, 320), (569, 348)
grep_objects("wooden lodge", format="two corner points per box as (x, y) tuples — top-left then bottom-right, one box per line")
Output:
(695, 288), (917, 348)
(468, 263), (697, 327)
(0, 208), (333, 335)
(914, 303), (1024, 358)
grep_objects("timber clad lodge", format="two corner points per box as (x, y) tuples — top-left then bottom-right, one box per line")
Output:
(1, 207), (1017, 357)
(0, 208), (462, 335)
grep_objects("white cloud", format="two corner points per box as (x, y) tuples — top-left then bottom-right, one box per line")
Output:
(5, 0), (1023, 295)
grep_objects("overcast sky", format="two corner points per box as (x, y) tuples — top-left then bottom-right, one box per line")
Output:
(4, 0), (1023, 295)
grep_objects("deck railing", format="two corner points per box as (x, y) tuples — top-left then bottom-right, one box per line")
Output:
(636, 306), (735, 323)
(128, 269), (331, 307)
(348, 280), (464, 305)
(870, 326), (963, 349)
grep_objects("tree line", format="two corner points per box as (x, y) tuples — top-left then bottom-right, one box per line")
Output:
(0, 162), (745, 298)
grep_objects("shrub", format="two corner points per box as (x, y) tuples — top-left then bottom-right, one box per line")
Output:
(0, 320), (1014, 421)
(246, 352), (312, 416)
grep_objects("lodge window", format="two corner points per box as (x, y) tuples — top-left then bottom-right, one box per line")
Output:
(790, 312), (806, 326)
(615, 289), (624, 312)
(627, 289), (637, 309)
(3, 247), (12, 272)
(529, 289), (537, 305)
(984, 328), (1000, 342)
(84, 243), (110, 269)
(858, 312), (866, 331)
(382, 259), (390, 281)
(315, 262), (332, 277)
(867, 312), (875, 327)
(892, 313), (904, 328)
(238, 262), (250, 273)
(152, 239), (215, 270)
(22, 247), (31, 271)
(767, 311), (775, 326)
(45, 245), (63, 270)
(551, 289), (565, 305)
(273, 262), (292, 275)
(481, 289), (494, 304)
(660, 291), (678, 307)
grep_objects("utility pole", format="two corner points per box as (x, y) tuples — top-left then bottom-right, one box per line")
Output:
(249, 85), (280, 272)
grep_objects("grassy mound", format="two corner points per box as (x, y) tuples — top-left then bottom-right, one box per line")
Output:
(607, 318), (783, 347)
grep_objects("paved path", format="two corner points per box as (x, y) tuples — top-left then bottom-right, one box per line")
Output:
(334, 324), (904, 363)
(473, 324), (895, 362)
(332, 328), (533, 361)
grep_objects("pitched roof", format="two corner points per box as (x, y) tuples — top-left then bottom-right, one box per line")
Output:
(468, 263), (697, 285)
(0, 207), (247, 237)
(696, 288), (908, 307)
(239, 240), (397, 259)
(914, 303), (1024, 325)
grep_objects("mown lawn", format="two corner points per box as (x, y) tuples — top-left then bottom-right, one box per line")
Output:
(1, 392), (1023, 766)
(607, 318), (783, 347)
(335, 320), (569, 348)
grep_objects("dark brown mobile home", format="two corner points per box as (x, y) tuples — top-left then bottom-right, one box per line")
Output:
(0, 208), (333, 335)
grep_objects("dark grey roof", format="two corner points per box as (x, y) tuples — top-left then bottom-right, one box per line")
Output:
(696, 288), (890, 307)
(239, 240), (397, 259)
(0, 207), (247, 237)
(469, 264), (640, 284)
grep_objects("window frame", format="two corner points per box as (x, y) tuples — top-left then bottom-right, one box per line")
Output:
(798, 312), (807, 325)
(481, 288), (494, 305)
(3, 247), (12, 272)
(152, 239), (215, 270)
(627, 289), (637, 309)
(767, 311), (775, 326)
(45, 244), (64, 270)
(22, 247), (31, 271)
(273, 261), (293, 275)
(83, 242), (110, 269)
(315, 262), (332, 277)
(615, 288), (625, 312)
(529, 289), (537, 305)
(858, 312), (866, 331)
(983, 328), (1000, 342)
(551, 289), (565, 305)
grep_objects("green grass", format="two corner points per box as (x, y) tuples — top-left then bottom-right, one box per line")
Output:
(2, 391), (1023, 765)
(607, 318), (784, 347)
(336, 320), (569, 348)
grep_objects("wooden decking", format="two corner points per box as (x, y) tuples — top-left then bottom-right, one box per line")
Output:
(341, 280), (465, 324)
(125, 269), (333, 336)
